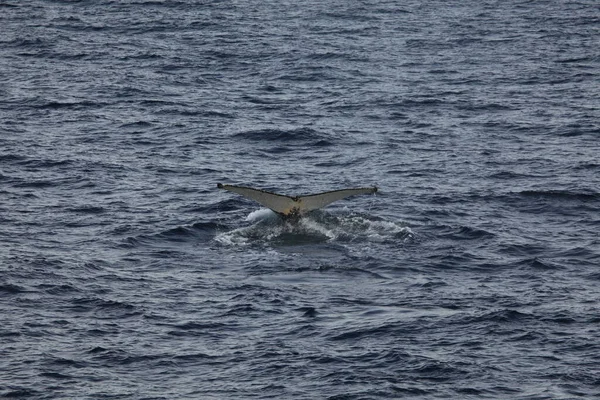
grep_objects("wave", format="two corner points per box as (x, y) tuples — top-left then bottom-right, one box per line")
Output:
(518, 189), (599, 201)
(513, 257), (564, 271)
(488, 171), (535, 180)
(158, 222), (224, 242)
(121, 221), (225, 248)
(231, 127), (333, 146)
(66, 205), (106, 214)
(69, 296), (140, 319)
(0, 283), (27, 295)
(436, 225), (496, 241)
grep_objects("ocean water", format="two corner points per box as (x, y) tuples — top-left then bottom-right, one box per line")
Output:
(1, 0), (599, 398)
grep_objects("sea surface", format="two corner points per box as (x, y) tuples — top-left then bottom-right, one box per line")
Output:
(1, 0), (599, 399)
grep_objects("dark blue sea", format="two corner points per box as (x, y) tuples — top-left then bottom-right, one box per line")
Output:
(1, 0), (599, 398)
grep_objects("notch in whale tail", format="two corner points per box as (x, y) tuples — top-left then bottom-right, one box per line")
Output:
(217, 183), (377, 219)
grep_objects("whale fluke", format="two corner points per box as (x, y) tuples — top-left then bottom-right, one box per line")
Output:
(217, 183), (377, 219)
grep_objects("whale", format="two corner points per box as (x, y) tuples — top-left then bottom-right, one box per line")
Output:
(217, 183), (377, 220)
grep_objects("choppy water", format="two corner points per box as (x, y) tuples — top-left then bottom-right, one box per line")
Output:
(1, 0), (599, 398)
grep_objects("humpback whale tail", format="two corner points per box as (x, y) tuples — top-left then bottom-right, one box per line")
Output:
(217, 183), (377, 220)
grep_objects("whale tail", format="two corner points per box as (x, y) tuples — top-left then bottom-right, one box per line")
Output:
(217, 183), (377, 219)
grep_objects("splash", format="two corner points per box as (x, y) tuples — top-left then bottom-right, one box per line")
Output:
(245, 208), (279, 223)
(214, 209), (413, 247)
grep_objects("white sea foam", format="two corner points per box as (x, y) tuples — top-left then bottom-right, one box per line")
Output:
(214, 211), (412, 247)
